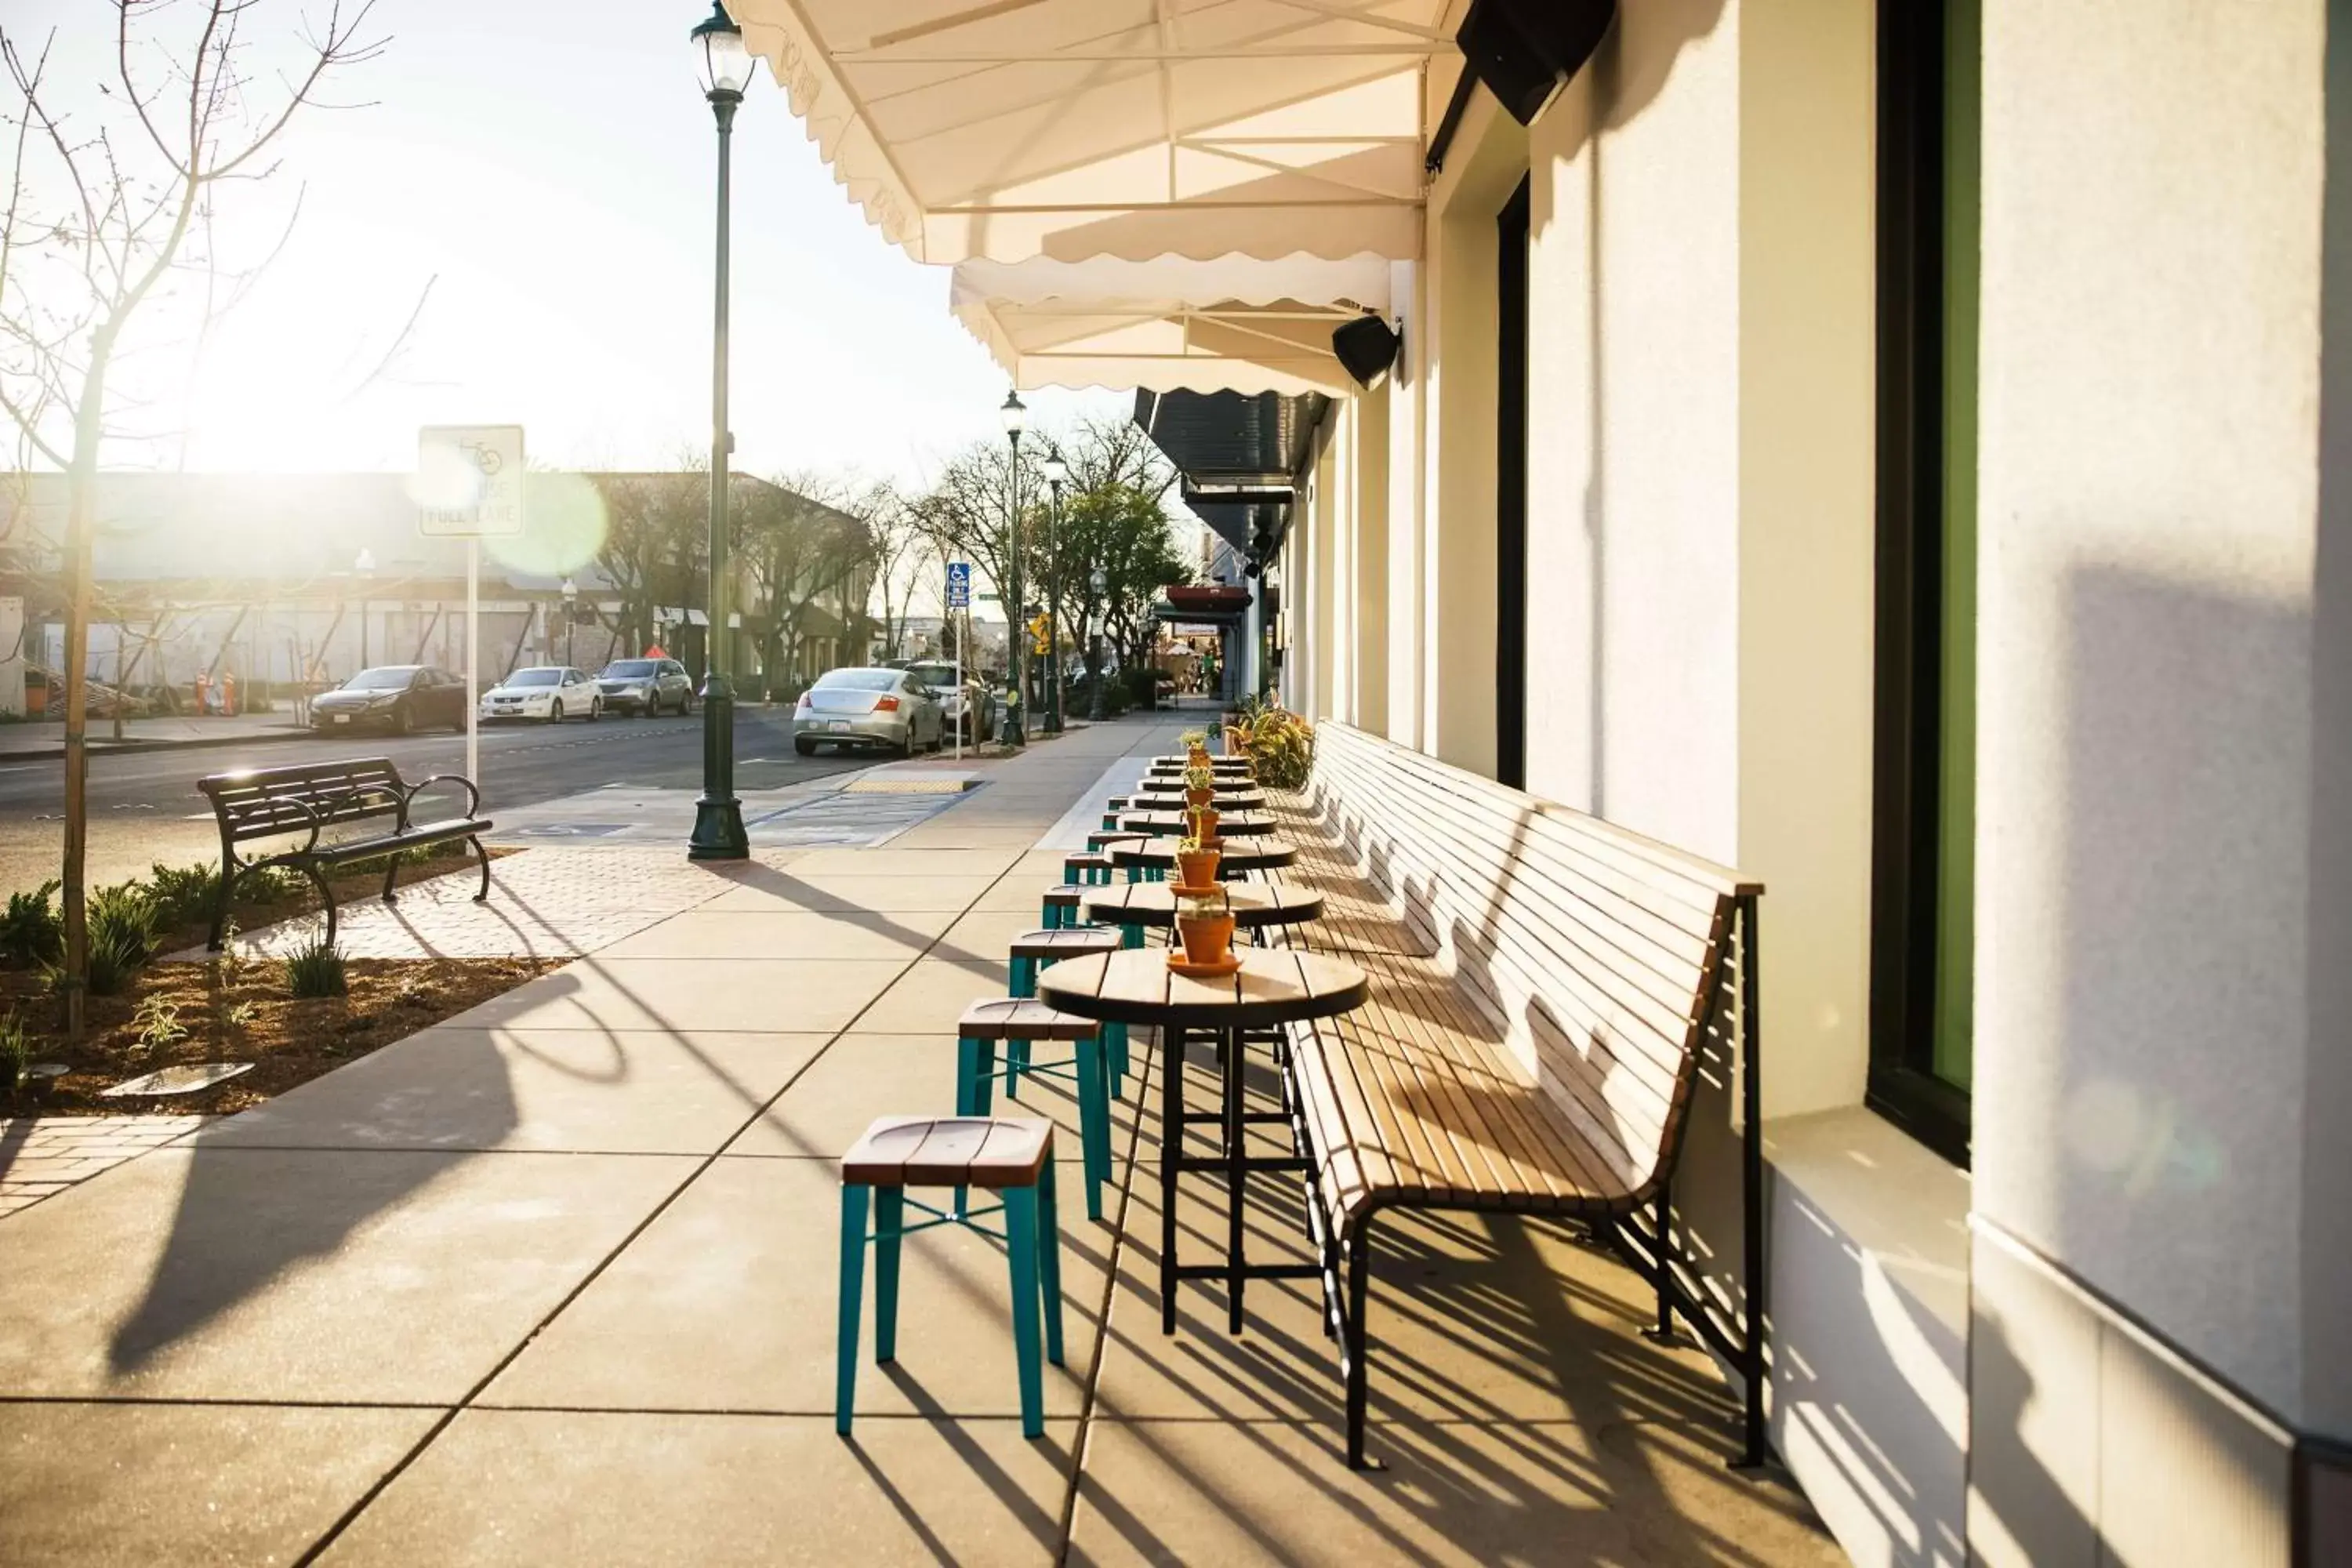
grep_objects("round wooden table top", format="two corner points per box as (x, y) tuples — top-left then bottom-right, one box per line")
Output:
(1038, 946), (1369, 1029)
(1130, 782), (1268, 810)
(1082, 880), (1326, 930)
(1148, 756), (1252, 773)
(1109, 837), (1298, 873)
(1116, 808), (1278, 838)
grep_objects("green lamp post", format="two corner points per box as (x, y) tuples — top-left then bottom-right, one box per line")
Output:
(688, 1), (753, 860)
(996, 390), (1027, 747)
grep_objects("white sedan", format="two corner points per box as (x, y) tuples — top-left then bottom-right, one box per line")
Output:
(480, 666), (603, 723)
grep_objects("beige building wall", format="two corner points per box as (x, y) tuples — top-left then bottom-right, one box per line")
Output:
(1969, 5), (2348, 1555)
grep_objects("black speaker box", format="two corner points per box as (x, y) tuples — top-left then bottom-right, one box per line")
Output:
(1454, 0), (1617, 127)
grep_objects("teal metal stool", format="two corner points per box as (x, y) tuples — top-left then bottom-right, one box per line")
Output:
(1040, 884), (1083, 929)
(1003, 928), (1131, 1102)
(1063, 850), (1115, 887)
(837, 1115), (1063, 1440)
(955, 995), (1116, 1220)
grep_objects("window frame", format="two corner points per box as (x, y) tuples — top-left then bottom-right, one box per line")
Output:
(1868, 0), (1973, 1167)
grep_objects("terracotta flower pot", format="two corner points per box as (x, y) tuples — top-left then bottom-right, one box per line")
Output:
(1176, 848), (1222, 887)
(1192, 808), (1220, 841)
(1176, 912), (1236, 966)
(1185, 787), (1214, 809)
(1187, 746), (1210, 768)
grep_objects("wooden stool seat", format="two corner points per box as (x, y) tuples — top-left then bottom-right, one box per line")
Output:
(842, 1114), (1053, 1189)
(1088, 829), (1150, 852)
(956, 997), (1099, 1042)
(1008, 927), (1123, 962)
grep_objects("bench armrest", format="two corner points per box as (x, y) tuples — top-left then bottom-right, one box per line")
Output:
(401, 773), (482, 823)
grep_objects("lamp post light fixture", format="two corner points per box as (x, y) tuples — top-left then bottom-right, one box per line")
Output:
(561, 576), (579, 669)
(997, 389), (1027, 746)
(687, 1), (754, 860)
(354, 547), (376, 670)
(1040, 446), (1067, 734)
(1087, 563), (1109, 721)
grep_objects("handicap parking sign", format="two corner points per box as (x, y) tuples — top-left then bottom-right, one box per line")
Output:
(946, 561), (971, 609)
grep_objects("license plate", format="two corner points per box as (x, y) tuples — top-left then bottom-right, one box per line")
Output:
(334, 714), (350, 724)
(826, 720), (850, 732)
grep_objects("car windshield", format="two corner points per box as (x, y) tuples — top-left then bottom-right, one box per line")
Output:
(343, 668), (415, 691)
(813, 670), (901, 692)
(603, 660), (658, 679)
(902, 664), (957, 688)
(506, 670), (563, 688)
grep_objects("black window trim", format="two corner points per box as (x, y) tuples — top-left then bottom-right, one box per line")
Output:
(1868, 0), (1972, 1169)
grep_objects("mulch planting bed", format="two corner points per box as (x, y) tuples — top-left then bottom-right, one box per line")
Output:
(1, 852), (555, 1116)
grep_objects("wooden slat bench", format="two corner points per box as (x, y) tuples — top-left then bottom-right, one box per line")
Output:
(1267, 722), (1766, 1471)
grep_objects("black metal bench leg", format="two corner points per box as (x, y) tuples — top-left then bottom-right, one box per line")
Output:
(310, 865), (339, 951)
(1345, 1219), (1376, 1469)
(1642, 1179), (1690, 1348)
(1224, 1023), (1246, 1334)
(207, 848), (238, 952)
(381, 852), (402, 904)
(470, 836), (492, 902)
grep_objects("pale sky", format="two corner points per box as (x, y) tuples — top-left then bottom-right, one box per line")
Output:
(9, 0), (1127, 487)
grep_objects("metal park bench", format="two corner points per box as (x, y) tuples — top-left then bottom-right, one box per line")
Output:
(196, 757), (494, 949)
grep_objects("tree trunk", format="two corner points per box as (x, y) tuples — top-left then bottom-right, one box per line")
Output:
(60, 328), (117, 1040)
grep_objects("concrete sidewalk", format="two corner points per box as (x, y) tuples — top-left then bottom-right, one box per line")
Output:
(0, 712), (310, 760)
(0, 709), (1834, 1565)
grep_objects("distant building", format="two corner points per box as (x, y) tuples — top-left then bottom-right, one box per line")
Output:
(0, 471), (870, 712)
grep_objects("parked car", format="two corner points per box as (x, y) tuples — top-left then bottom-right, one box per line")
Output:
(309, 665), (466, 735)
(901, 659), (993, 742)
(480, 666), (602, 724)
(793, 666), (946, 757)
(595, 656), (695, 717)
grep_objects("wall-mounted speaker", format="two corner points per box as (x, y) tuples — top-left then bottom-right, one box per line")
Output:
(1331, 314), (1403, 390)
(1454, 0), (1617, 127)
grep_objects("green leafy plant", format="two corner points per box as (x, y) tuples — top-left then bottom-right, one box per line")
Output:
(131, 996), (187, 1053)
(144, 861), (220, 931)
(223, 1000), (260, 1030)
(1178, 728), (1207, 749)
(284, 937), (347, 999)
(0, 1011), (29, 1091)
(82, 884), (159, 996)
(1232, 698), (1314, 789)
(1181, 763), (1216, 791)
(0, 880), (62, 966)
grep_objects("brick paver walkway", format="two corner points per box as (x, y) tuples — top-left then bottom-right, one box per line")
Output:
(166, 846), (764, 961)
(0, 1116), (211, 1216)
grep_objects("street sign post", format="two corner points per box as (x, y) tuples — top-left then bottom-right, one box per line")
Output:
(416, 425), (526, 789)
(946, 562), (970, 760)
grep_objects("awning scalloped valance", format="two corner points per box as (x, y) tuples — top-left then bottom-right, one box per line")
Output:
(731, 0), (1454, 265)
(949, 252), (1394, 394)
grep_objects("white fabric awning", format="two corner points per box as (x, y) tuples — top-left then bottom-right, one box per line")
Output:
(950, 253), (1391, 394)
(732, 1), (1450, 264)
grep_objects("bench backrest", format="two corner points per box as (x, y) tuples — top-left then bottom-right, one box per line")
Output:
(198, 757), (408, 844)
(1306, 722), (1760, 1191)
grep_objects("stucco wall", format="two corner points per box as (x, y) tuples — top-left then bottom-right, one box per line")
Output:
(1973, 0), (2332, 1433)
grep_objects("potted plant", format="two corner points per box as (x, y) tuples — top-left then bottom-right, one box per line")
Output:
(1187, 800), (1221, 848)
(1179, 727), (1210, 765)
(1181, 762), (1217, 809)
(1174, 884), (1236, 967)
(1174, 833), (1222, 890)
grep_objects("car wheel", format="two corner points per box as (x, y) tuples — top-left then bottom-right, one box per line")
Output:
(550, 701), (564, 723)
(587, 698), (600, 722)
(389, 703), (411, 736)
(794, 737), (815, 757)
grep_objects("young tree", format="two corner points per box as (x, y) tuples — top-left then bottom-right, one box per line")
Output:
(590, 470), (706, 657)
(858, 478), (930, 662)
(0, 0), (386, 1033)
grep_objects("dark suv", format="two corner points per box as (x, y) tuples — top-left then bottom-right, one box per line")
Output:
(595, 657), (695, 717)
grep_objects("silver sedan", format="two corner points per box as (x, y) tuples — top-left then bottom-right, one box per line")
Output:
(900, 659), (993, 742)
(792, 666), (946, 757)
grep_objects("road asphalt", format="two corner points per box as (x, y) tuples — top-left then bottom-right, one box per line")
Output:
(0, 707), (869, 895)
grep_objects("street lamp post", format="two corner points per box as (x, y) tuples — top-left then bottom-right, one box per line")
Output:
(1040, 447), (1066, 733)
(354, 548), (376, 670)
(561, 577), (578, 669)
(997, 390), (1026, 746)
(1087, 564), (1108, 721)
(688, 2), (753, 861)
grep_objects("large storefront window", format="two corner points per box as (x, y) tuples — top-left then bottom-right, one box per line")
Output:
(1870, 0), (1977, 1165)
